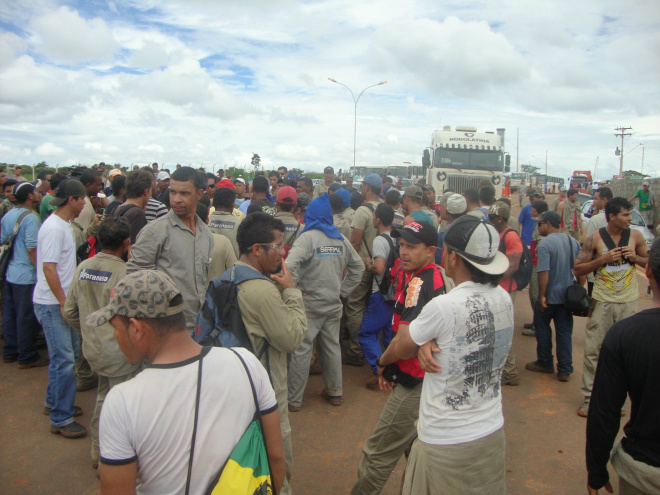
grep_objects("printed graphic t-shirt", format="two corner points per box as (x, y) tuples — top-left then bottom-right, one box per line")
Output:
(409, 281), (514, 446)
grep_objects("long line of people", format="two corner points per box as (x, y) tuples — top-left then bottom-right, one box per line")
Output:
(1, 164), (658, 495)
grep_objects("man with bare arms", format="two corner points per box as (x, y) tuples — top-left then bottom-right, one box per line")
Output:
(573, 197), (648, 418)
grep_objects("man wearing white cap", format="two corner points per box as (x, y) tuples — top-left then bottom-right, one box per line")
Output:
(628, 181), (655, 230)
(385, 215), (513, 495)
(153, 171), (170, 209)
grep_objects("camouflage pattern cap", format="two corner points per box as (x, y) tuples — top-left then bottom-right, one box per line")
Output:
(85, 270), (183, 327)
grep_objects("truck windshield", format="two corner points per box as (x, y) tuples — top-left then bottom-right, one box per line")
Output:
(434, 148), (503, 172)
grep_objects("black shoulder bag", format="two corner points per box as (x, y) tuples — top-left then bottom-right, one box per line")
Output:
(564, 235), (590, 317)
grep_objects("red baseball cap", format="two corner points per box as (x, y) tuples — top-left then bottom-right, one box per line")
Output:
(217, 178), (235, 190)
(276, 185), (297, 205)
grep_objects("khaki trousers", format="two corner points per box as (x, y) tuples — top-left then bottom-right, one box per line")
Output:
(343, 270), (373, 359)
(75, 334), (97, 387)
(91, 370), (140, 463)
(350, 383), (421, 495)
(402, 428), (506, 495)
(502, 291), (519, 379)
(580, 300), (636, 398)
(611, 439), (660, 495)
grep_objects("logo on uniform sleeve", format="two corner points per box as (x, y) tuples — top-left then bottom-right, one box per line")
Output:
(405, 277), (423, 307)
(316, 246), (343, 257)
(285, 224), (299, 232)
(79, 269), (112, 283)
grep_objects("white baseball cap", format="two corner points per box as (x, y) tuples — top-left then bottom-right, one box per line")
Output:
(443, 215), (509, 275)
(157, 171), (170, 181)
(643, 181), (650, 186)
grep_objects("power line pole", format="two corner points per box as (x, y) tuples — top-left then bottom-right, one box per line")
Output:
(516, 127), (519, 173)
(614, 126), (632, 176)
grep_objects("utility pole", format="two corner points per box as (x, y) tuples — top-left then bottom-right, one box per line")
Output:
(545, 149), (547, 176)
(641, 146), (645, 175)
(614, 126), (632, 176)
(516, 128), (519, 173)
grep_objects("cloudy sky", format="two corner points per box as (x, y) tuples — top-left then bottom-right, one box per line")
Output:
(1, 0), (658, 180)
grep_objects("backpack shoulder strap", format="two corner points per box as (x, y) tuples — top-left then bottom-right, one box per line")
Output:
(3, 210), (32, 245)
(598, 227), (617, 251)
(619, 228), (631, 248)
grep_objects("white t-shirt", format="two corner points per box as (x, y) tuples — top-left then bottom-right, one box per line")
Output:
(371, 231), (393, 293)
(33, 214), (77, 305)
(100, 347), (277, 495)
(409, 281), (514, 446)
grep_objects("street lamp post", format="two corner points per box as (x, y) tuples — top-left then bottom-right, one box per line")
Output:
(328, 78), (387, 171)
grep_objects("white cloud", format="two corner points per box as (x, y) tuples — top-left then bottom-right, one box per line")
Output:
(29, 6), (118, 63)
(35, 142), (65, 156)
(138, 144), (165, 153)
(0, 32), (27, 69)
(274, 144), (321, 160)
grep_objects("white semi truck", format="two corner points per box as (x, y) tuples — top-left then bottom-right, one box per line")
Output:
(422, 125), (511, 194)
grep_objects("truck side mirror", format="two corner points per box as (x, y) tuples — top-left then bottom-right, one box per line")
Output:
(505, 154), (511, 166)
(422, 149), (431, 168)
(505, 165), (510, 173)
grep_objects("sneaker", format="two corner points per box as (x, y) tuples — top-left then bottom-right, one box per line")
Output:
(50, 421), (87, 438)
(525, 360), (555, 374)
(365, 375), (379, 389)
(288, 403), (301, 413)
(501, 376), (520, 386)
(557, 372), (570, 382)
(18, 356), (49, 369)
(577, 399), (590, 417)
(522, 328), (536, 337)
(523, 322), (534, 329)
(341, 354), (364, 367)
(43, 405), (83, 417)
(321, 389), (342, 406)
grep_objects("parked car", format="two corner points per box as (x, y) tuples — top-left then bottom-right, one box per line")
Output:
(581, 200), (655, 246)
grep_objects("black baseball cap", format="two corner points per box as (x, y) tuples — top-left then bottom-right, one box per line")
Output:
(538, 211), (561, 228)
(392, 220), (438, 246)
(324, 166), (334, 174)
(49, 178), (86, 206)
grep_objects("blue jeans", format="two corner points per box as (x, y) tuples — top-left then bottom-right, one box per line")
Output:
(2, 282), (40, 364)
(34, 303), (79, 427)
(533, 302), (574, 374)
(358, 292), (394, 374)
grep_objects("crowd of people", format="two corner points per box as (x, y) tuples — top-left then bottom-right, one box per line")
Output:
(0, 162), (658, 495)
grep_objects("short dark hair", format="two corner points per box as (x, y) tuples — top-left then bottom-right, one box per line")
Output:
(4, 179), (18, 191)
(206, 173), (217, 182)
(80, 168), (101, 186)
(329, 192), (344, 212)
(198, 194), (210, 208)
(385, 189), (401, 207)
(213, 187), (236, 210)
(236, 212), (285, 255)
(383, 176), (394, 184)
(97, 216), (131, 250)
(278, 166), (287, 172)
(111, 175), (126, 197)
(531, 200), (548, 216)
(15, 166), (21, 171)
(268, 170), (279, 178)
(375, 203), (394, 226)
(125, 169), (154, 199)
(605, 197), (632, 221)
(297, 177), (313, 190)
(478, 186), (496, 206)
(498, 197), (511, 207)
(37, 170), (52, 180)
(596, 187), (613, 201)
(196, 202), (209, 223)
(14, 183), (36, 203)
(364, 183), (381, 196)
(350, 192), (363, 210)
(171, 166), (206, 190)
(567, 188), (579, 197)
(462, 188), (479, 205)
(252, 176), (269, 193)
(49, 173), (67, 191)
(447, 246), (502, 287)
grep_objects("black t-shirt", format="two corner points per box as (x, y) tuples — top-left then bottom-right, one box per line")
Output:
(586, 308), (660, 489)
(153, 188), (170, 209)
(247, 199), (276, 216)
(113, 204), (147, 245)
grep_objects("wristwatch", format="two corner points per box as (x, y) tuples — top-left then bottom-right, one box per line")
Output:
(376, 355), (384, 368)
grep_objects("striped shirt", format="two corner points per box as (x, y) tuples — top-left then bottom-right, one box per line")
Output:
(145, 198), (167, 222)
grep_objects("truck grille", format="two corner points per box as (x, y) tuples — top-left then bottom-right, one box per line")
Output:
(447, 174), (489, 193)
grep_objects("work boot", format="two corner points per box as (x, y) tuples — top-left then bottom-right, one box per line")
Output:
(557, 372), (570, 382)
(365, 375), (379, 389)
(50, 421), (87, 438)
(501, 376), (520, 386)
(522, 327), (536, 337)
(322, 389), (342, 406)
(525, 360), (555, 374)
(18, 355), (49, 369)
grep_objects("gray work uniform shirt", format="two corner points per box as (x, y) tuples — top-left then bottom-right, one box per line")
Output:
(208, 210), (242, 258)
(126, 209), (213, 332)
(286, 229), (364, 316)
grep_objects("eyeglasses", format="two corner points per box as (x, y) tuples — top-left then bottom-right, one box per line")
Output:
(250, 242), (284, 251)
(208, 184), (216, 189)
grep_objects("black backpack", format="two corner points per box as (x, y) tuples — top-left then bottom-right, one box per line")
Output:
(376, 233), (400, 302)
(193, 265), (271, 376)
(499, 228), (533, 291)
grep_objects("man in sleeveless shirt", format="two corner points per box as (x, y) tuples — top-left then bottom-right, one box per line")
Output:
(573, 197), (648, 418)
